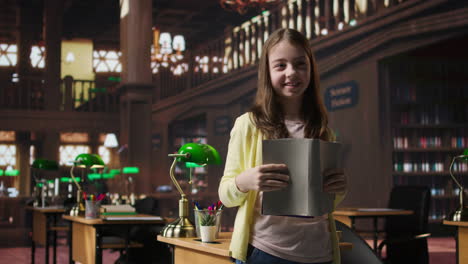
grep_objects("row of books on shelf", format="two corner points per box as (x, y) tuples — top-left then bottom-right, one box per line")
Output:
(393, 136), (467, 149)
(393, 161), (468, 173)
(397, 105), (468, 125)
(430, 181), (462, 197)
(393, 162), (444, 173)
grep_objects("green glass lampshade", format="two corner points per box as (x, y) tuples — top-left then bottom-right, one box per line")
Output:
(463, 148), (468, 160)
(0, 169), (3, 176)
(185, 162), (204, 168)
(32, 159), (59, 170)
(122, 167), (139, 174)
(175, 143), (222, 165)
(87, 173), (102, 180)
(5, 169), (19, 176)
(74, 154), (105, 168)
(102, 173), (115, 179)
(109, 169), (121, 176)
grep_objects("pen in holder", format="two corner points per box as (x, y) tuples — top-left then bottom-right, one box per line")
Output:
(84, 193), (106, 219)
(194, 201), (223, 242)
(85, 199), (102, 219)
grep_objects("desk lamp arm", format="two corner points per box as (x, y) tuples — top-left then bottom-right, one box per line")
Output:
(70, 165), (83, 192)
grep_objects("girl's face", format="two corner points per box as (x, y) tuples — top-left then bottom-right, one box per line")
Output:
(268, 40), (311, 102)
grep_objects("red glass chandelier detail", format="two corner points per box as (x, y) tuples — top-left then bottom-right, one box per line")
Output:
(220, 0), (280, 14)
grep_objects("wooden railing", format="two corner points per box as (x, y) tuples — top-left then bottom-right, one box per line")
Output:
(156, 0), (425, 100)
(62, 76), (120, 113)
(0, 76), (45, 110)
(0, 75), (119, 112)
(0, 0), (428, 108)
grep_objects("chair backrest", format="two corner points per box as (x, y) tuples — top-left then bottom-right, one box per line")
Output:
(335, 221), (384, 264)
(386, 185), (431, 236)
(385, 185), (431, 264)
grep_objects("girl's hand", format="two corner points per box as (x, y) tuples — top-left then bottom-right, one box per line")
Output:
(235, 164), (290, 193)
(323, 168), (347, 194)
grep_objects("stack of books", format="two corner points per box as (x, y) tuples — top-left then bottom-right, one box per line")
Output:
(100, 204), (136, 216)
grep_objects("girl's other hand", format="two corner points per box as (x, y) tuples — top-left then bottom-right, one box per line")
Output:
(323, 168), (346, 194)
(235, 164), (290, 193)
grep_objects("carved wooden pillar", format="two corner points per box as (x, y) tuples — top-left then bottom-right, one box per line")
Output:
(119, 0), (153, 195)
(17, 132), (31, 196)
(120, 0), (152, 84)
(43, 0), (63, 111)
(16, 0), (36, 106)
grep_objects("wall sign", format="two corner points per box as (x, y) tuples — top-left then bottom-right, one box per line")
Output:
(324, 81), (359, 112)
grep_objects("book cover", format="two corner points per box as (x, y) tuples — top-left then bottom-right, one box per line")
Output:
(100, 204), (136, 213)
(261, 138), (342, 217)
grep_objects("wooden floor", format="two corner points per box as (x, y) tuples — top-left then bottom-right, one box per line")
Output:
(0, 237), (456, 264)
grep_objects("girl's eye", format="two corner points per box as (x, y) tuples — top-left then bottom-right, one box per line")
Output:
(296, 61), (307, 67)
(274, 63), (286, 68)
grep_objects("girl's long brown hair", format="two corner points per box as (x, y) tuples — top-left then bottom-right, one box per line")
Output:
(250, 28), (334, 141)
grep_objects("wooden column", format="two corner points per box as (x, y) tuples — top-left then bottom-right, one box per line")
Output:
(43, 0), (63, 111)
(36, 132), (59, 166)
(119, 0), (153, 195)
(118, 85), (153, 194)
(16, 1), (35, 95)
(17, 132), (31, 196)
(119, 0), (152, 84)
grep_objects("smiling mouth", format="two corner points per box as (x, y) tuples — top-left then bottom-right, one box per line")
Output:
(284, 82), (300, 87)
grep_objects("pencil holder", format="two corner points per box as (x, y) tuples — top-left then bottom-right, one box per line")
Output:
(85, 200), (101, 219)
(194, 209), (222, 241)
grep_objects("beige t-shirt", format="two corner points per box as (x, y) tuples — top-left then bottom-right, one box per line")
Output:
(250, 119), (332, 263)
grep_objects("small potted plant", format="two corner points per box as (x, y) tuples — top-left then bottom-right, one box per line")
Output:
(199, 211), (217, 242)
(195, 202), (223, 242)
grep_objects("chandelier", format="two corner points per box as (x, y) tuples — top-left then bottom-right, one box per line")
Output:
(151, 28), (188, 75)
(220, 0), (280, 14)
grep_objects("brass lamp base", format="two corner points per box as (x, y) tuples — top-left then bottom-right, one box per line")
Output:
(161, 216), (196, 237)
(447, 207), (468, 221)
(447, 189), (468, 221)
(69, 190), (85, 216)
(70, 201), (85, 216)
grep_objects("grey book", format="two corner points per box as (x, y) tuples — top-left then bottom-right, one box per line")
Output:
(262, 138), (343, 217)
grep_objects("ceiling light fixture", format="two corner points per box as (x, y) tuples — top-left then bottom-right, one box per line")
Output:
(152, 27), (188, 76)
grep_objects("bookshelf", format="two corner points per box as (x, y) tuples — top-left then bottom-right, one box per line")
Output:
(387, 53), (468, 224)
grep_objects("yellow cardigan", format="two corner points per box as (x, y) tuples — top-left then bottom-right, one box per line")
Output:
(218, 112), (345, 263)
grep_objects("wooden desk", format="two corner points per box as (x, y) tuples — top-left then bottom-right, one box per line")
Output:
(63, 214), (165, 264)
(26, 206), (67, 264)
(157, 232), (353, 264)
(443, 220), (468, 264)
(334, 208), (413, 251)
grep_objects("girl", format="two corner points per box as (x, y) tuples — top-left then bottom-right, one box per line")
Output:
(218, 28), (347, 264)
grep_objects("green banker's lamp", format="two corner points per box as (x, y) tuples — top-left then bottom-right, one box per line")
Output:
(31, 159), (59, 208)
(161, 143), (222, 238)
(69, 153), (105, 216)
(447, 148), (468, 221)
